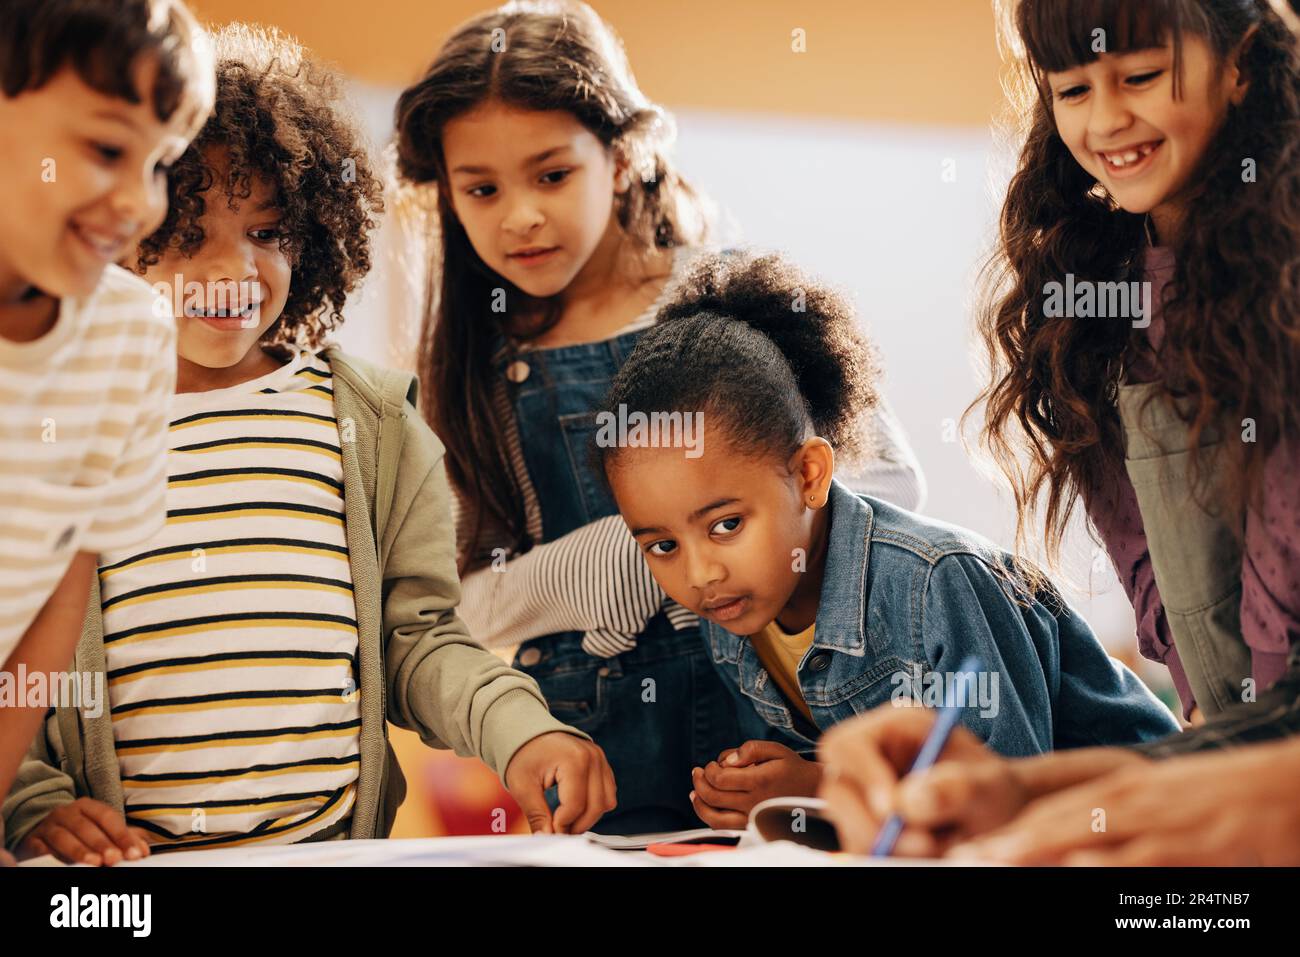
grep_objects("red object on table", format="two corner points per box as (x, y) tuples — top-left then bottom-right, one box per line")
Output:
(645, 842), (740, 857)
(425, 753), (523, 835)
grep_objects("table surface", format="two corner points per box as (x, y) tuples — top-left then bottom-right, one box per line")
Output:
(19, 835), (958, 867)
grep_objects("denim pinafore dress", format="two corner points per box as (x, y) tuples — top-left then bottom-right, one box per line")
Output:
(499, 329), (744, 834)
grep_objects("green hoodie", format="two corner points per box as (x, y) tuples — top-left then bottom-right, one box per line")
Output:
(2, 348), (587, 850)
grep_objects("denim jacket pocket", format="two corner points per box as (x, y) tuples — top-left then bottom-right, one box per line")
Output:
(818, 653), (914, 715)
(745, 696), (800, 736)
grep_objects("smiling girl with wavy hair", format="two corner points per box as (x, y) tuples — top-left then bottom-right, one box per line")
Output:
(973, 0), (1300, 722)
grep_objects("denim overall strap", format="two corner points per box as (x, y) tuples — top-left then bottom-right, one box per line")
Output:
(498, 327), (743, 833)
(497, 330), (644, 541)
(1118, 380), (1253, 717)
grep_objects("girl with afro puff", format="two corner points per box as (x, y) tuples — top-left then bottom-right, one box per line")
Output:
(3, 23), (613, 864)
(595, 250), (1179, 829)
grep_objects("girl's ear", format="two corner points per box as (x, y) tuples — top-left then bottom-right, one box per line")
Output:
(790, 437), (835, 510)
(1227, 24), (1260, 106)
(612, 144), (633, 194)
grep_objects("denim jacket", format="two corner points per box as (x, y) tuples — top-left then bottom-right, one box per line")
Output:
(702, 480), (1180, 757)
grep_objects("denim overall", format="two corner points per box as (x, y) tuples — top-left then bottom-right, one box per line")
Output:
(499, 329), (745, 834)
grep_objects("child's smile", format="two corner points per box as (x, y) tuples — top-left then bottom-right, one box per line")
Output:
(142, 146), (291, 389)
(1047, 36), (1247, 240)
(184, 299), (262, 328)
(0, 56), (202, 303)
(1096, 138), (1163, 177)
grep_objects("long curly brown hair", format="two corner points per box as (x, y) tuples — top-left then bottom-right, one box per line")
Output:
(136, 23), (383, 348)
(394, 0), (713, 569)
(971, 0), (1300, 564)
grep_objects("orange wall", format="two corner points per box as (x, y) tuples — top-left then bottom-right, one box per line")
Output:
(188, 0), (1004, 127)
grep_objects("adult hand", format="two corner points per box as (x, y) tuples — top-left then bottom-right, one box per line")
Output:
(948, 737), (1300, 865)
(817, 705), (1016, 856)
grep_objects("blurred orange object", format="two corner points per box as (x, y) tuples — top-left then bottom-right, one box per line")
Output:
(426, 749), (525, 835)
(388, 726), (528, 837)
(646, 842), (738, 857)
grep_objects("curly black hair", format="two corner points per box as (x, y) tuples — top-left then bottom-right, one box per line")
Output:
(597, 250), (880, 473)
(136, 23), (382, 347)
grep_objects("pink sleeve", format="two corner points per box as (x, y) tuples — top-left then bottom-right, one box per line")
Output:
(1240, 438), (1300, 693)
(1085, 470), (1198, 718)
(1132, 564), (1196, 718)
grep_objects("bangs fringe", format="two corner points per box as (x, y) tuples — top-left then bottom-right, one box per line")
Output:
(1008, 0), (1209, 97)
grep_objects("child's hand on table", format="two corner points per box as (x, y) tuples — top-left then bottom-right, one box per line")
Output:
(689, 740), (822, 828)
(17, 797), (150, 866)
(504, 732), (616, 835)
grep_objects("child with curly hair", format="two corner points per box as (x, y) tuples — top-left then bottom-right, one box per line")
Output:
(594, 251), (1178, 829)
(972, 0), (1300, 724)
(2, 24), (613, 864)
(812, 0), (1300, 867)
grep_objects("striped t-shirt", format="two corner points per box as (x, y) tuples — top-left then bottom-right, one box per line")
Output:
(98, 350), (362, 851)
(0, 265), (174, 667)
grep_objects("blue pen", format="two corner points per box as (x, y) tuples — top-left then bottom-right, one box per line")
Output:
(870, 655), (985, 857)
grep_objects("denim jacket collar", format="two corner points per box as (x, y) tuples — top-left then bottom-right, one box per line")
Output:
(810, 478), (875, 656)
(703, 479), (877, 743)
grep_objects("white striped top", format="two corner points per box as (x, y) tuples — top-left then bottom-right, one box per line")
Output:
(0, 265), (174, 667)
(98, 350), (362, 851)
